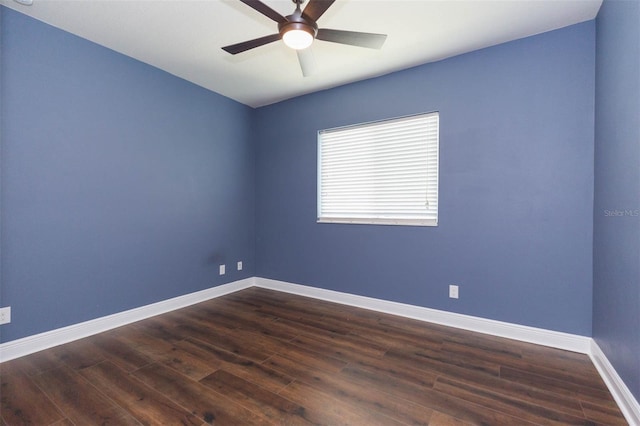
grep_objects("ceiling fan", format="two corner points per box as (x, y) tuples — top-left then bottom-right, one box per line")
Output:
(222, 0), (387, 76)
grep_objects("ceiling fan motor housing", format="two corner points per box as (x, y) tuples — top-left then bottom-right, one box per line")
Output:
(278, 12), (318, 40)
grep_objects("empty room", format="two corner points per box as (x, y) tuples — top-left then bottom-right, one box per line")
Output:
(1, 0), (638, 424)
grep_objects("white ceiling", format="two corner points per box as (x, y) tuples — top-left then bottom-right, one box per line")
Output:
(2, 0), (602, 107)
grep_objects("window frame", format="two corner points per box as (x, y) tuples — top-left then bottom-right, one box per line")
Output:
(317, 111), (439, 227)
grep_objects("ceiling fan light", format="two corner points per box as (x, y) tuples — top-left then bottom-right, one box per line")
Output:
(282, 28), (314, 50)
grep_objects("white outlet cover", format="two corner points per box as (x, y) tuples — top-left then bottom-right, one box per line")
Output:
(219, 264), (226, 275)
(237, 261), (243, 271)
(449, 285), (459, 299)
(0, 306), (11, 325)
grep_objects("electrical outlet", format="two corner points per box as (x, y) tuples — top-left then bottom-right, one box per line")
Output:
(237, 261), (243, 271)
(219, 264), (226, 275)
(449, 285), (459, 299)
(0, 307), (11, 325)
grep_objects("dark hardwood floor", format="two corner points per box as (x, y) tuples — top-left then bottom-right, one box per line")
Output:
(0, 287), (628, 425)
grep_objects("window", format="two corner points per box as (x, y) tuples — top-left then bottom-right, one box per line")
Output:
(318, 112), (439, 226)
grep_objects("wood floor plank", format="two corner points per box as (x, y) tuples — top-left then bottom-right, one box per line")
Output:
(197, 301), (295, 341)
(0, 366), (65, 425)
(270, 341), (348, 374)
(241, 288), (392, 336)
(340, 360), (541, 425)
(89, 333), (154, 372)
(50, 419), (76, 426)
(130, 315), (187, 344)
(270, 316), (345, 342)
(2, 349), (61, 377)
(199, 369), (312, 425)
(278, 380), (406, 426)
(226, 287), (290, 306)
(216, 326), (295, 356)
(348, 351), (438, 389)
(176, 324), (273, 362)
(384, 346), (500, 385)
(79, 361), (201, 425)
(288, 330), (387, 362)
(222, 293), (268, 309)
(521, 343), (597, 369)
(433, 375), (598, 425)
(402, 343), (502, 376)
(581, 400), (629, 425)
(440, 338), (524, 367)
(175, 338), (294, 394)
(114, 324), (183, 352)
(30, 365), (131, 425)
(348, 318), (445, 350)
(427, 411), (475, 425)
(133, 363), (273, 426)
(393, 341), (591, 420)
(50, 338), (107, 370)
(431, 360), (586, 419)
(265, 353), (434, 425)
(501, 356), (608, 391)
(111, 327), (218, 381)
(341, 312), (451, 349)
(283, 296), (391, 330)
(500, 365), (619, 407)
(284, 293), (377, 316)
(438, 328), (529, 355)
(255, 305), (353, 336)
(185, 305), (246, 331)
(376, 313), (474, 341)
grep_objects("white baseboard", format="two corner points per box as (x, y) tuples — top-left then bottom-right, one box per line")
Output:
(255, 277), (592, 354)
(590, 340), (640, 425)
(0, 278), (254, 363)
(0, 276), (589, 361)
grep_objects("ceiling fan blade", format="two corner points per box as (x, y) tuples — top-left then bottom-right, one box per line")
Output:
(302, 0), (335, 22)
(297, 48), (317, 77)
(316, 28), (387, 49)
(238, 0), (287, 24)
(222, 33), (281, 54)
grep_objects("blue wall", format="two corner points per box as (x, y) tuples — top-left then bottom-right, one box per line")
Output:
(0, 7), (255, 343)
(593, 0), (640, 402)
(255, 22), (596, 335)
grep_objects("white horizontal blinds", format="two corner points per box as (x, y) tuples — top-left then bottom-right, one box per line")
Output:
(318, 112), (439, 226)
